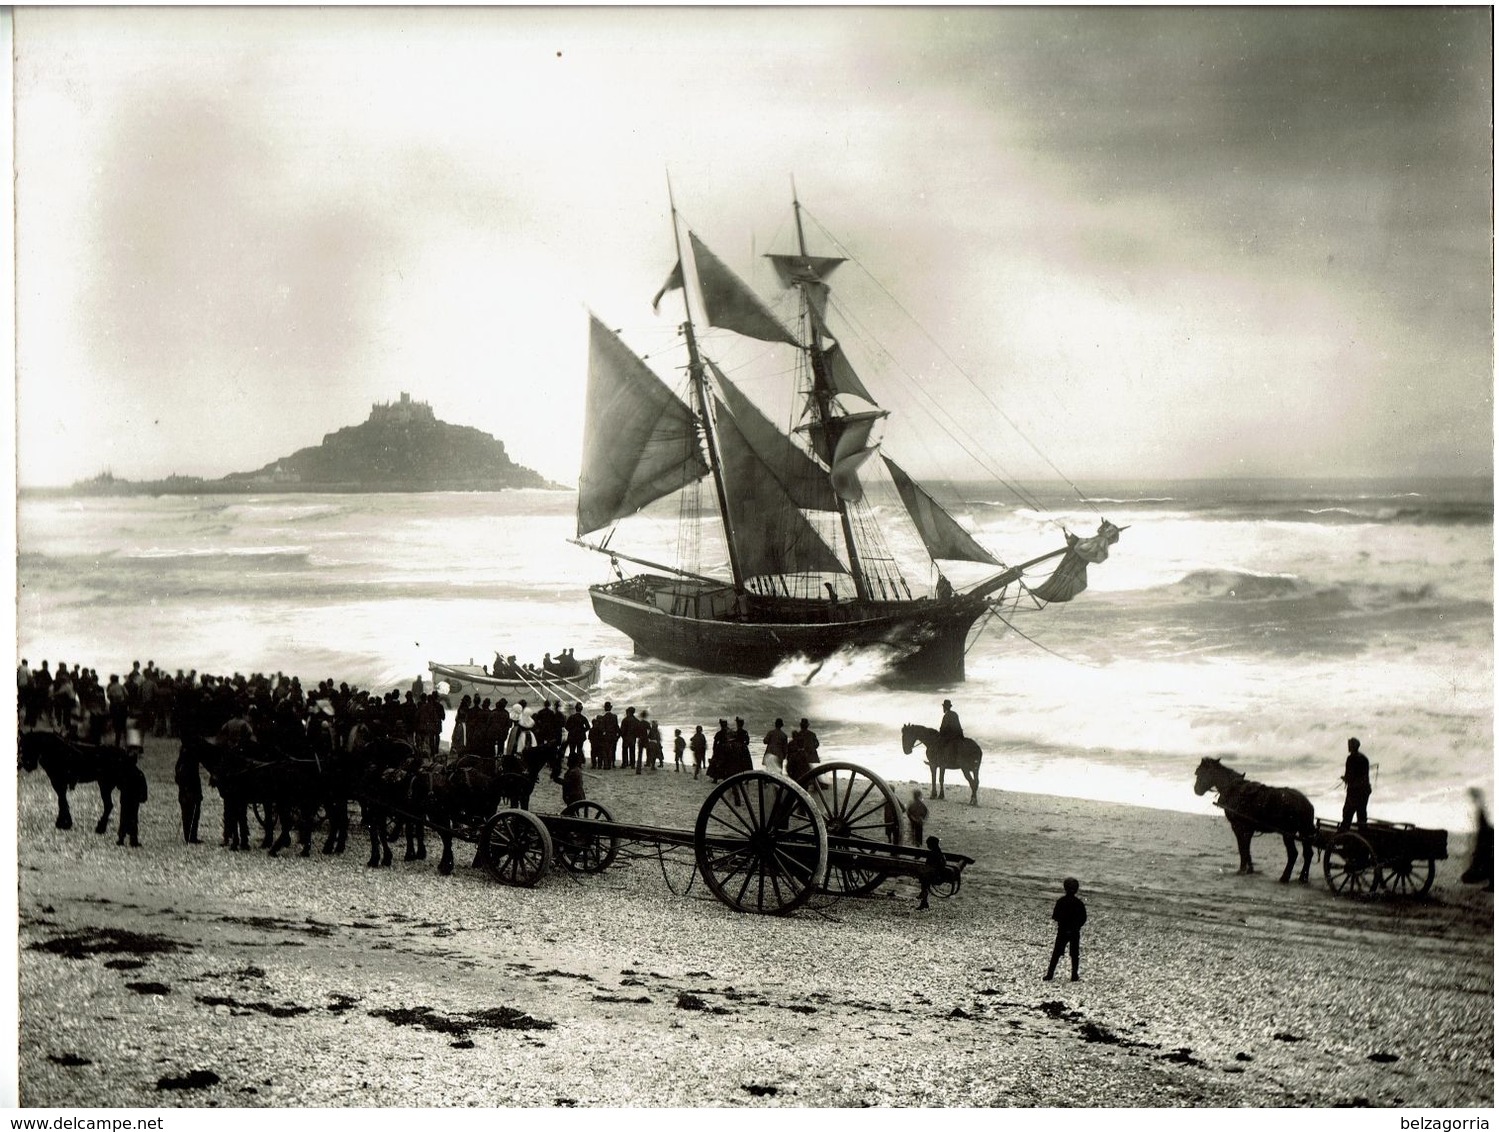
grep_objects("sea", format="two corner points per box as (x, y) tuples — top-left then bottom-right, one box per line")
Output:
(16, 477), (1493, 832)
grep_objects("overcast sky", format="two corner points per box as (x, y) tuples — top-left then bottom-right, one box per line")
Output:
(13, 6), (1494, 488)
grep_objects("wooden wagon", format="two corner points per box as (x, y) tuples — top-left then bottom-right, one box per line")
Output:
(472, 763), (974, 915)
(1318, 817), (1449, 898)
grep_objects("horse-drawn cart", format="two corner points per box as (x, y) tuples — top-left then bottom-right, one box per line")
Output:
(475, 763), (975, 915)
(1319, 817), (1448, 898)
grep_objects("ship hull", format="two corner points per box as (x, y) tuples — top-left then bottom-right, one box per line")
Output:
(589, 580), (985, 685)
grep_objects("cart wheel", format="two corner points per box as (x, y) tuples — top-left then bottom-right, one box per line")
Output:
(554, 800), (620, 874)
(694, 771), (828, 916)
(477, 809), (553, 887)
(800, 761), (902, 896)
(1381, 857), (1436, 898)
(1323, 832), (1381, 897)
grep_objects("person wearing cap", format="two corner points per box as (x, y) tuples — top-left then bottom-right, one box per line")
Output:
(689, 724), (707, 779)
(939, 698), (963, 743)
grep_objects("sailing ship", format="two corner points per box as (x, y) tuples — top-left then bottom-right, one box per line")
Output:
(574, 191), (1120, 685)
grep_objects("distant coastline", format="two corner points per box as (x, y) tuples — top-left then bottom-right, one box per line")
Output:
(24, 393), (569, 497)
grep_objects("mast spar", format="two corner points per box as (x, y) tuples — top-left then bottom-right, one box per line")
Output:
(668, 179), (745, 591)
(793, 190), (872, 603)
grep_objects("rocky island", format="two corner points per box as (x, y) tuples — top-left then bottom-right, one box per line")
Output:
(31, 394), (561, 496)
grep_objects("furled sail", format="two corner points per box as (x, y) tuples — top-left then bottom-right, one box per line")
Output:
(577, 315), (711, 536)
(765, 253), (845, 287)
(881, 456), (1002, 566)
(689, 232), (800, 347)
(1028, 521), (1122, 603)
(708, 361), (838, 512)
(830, 412), (884, 504)
(713, 394), (847, 578)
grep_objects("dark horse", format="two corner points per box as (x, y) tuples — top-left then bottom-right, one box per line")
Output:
(185, 735), (346, 856)
(19, 730), (128, 833)
(1193, 756), (1316, 884)
(901, 724), (982, 805)
(392, 743), (557, 874)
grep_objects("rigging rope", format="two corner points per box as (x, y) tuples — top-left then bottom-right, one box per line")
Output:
(800, 204), (1101, 519)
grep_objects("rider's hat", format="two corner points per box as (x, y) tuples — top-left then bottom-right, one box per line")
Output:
(942, 699), (952, 708)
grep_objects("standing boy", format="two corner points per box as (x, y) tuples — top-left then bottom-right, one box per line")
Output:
(1044, 877), (1088, 982)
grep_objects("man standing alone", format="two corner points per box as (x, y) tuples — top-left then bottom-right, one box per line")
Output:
(1339, 737), (1372, 832)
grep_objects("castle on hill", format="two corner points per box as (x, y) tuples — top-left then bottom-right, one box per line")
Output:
(367, 392), (435, 426)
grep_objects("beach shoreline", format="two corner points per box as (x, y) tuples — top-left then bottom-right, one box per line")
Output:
(16, 734), (1494, 1108)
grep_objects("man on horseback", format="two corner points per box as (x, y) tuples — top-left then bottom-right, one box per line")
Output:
(939, 699), (963, 743)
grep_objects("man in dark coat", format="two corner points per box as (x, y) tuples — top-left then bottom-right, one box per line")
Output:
(786, 718), (820, 781)
(565, 702), (589, 769)
(939, 699), (963, 742)
(598, 702), (620, 769)
(1339, 737), (1372, 832)
(175, 741), (204, 843)
(689, 725), (708, 779)
(620, 706), (642, 770)
(117, 749), (148, 848)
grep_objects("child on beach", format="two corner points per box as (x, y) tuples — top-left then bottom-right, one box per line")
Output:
(673, 729), (686, 772)
(1044, 877), (1088, 982)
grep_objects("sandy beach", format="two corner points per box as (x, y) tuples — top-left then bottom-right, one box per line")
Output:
(15, 735), (1493, 1109)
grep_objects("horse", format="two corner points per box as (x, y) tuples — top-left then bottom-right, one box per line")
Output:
(398, 742), (558, 874)
(1193, 756), (1317, 884)
(19, 730), (129, 833)
(186, 735), (342, 856)
(900, 724), (983, 805)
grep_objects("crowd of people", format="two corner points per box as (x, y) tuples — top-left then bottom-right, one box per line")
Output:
(18, 655), (979, 918)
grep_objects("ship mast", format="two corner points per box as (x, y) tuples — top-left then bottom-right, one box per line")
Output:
(669, 183), (746, 590)
(793, 190), (872, 603)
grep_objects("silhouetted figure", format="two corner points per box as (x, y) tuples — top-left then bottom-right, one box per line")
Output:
(1339, 737), (1372, 832)
(175, 742), (203, 843)
(1462, 788), (1494, 891)
(916, 835), (953, 911)
(786, 718), (819, 781)
(907, 788), (929, 846)
(762, 718), (789, 774)
(1044, 877), (1087, 981)
(116, 751), (148, 848)
(562, 764), (586, 809)
(939, 698), (963, 742)
(565, 702), (588, 769)
(689, 725), (707, 779)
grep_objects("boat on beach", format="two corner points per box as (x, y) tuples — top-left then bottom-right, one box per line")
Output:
(428, 656), (602, 703)
(575, 189), (1122, 685)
